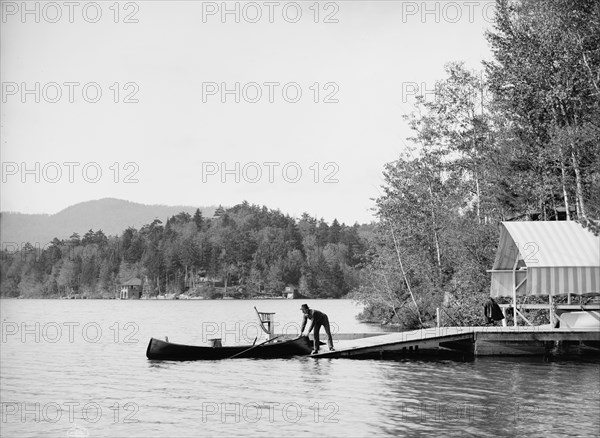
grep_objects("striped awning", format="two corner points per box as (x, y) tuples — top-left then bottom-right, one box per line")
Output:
(489, 221), (600, 297)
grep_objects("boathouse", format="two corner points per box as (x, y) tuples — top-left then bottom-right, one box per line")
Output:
(488, 221), (600, 327)
(120, 278), (142, 299)
(283, 285), (299, 299)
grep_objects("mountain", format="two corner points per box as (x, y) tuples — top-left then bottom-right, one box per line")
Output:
(1, 198), (219, 246)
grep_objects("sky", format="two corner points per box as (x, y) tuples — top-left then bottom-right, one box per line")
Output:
(1, 0), (495, 225)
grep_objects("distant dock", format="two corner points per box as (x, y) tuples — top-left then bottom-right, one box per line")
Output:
(308, 326), (600, 359)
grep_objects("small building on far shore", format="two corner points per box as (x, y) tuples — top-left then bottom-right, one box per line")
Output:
(283, 285), (300, 299)
(120, 278), (142, 299)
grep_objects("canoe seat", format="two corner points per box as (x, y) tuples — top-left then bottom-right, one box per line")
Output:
(254, 306), (275, 337)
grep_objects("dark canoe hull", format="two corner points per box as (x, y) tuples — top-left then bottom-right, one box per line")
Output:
(146, 336), (314, 360)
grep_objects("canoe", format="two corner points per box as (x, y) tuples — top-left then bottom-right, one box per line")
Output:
(146, 336), (314, 360)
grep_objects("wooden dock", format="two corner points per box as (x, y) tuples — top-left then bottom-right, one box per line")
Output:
(309, 326), (600, 359)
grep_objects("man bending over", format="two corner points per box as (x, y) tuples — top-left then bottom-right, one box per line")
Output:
(300, 304), (334, 354)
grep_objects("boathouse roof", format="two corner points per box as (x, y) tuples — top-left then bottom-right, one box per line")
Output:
(489, 221), (600, 297)
(122, 278), (142, 286)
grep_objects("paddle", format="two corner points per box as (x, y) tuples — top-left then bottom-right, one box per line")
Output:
(227, 335), (282, 359)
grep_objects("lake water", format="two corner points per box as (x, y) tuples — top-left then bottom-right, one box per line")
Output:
(1, 299), (599, 437)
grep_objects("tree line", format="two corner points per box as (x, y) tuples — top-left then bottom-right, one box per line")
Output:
(1, 202), (369, 299)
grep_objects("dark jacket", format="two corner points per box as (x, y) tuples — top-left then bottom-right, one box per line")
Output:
(483, 298), (504, 323)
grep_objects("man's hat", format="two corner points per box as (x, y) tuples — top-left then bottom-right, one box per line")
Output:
(300, 304), (309, 310)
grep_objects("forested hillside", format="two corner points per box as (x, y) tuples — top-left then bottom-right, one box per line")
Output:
(1, 203), (370, 299)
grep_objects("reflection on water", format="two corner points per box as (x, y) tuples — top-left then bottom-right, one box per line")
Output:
(1, 299), (599, 437)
